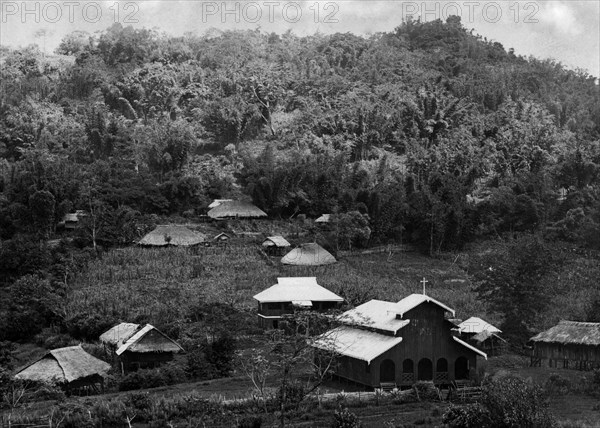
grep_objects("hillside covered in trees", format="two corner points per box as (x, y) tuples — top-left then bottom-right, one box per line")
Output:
(1, 17), (599, 339)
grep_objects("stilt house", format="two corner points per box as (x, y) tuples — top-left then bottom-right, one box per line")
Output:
(253, 277), (344, 328)
(529, 320), (600, 370)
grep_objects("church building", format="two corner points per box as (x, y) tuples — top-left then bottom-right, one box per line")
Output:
(312, 291), (486, 388)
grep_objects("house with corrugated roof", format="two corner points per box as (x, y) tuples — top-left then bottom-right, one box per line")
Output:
(312, 293), (487, 389)
(262, 235), (291, 256)
(529, 320), (600, 370)
(253, 277), (344, 329)
(100, 323), (184, 373)
(457, 317), (506, 356)
(14, 345), (111, 392)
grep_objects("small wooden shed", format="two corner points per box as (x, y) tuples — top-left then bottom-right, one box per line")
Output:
(457, 317), (506, 356)
(14, 345), (111, 392)
(262, 236), (291, 256)
(100, 323), (184, 373)
(529, 320), (600, 370)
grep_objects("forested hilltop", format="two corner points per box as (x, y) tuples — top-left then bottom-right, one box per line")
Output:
(1, 17), (599, 252)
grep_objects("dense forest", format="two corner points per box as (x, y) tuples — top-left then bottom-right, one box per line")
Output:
(1, 17), (599, 341)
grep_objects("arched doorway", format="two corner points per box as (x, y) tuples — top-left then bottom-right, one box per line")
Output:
(380, 359), (395, 382)
(435, 358), (449, 383)
(436, 358), (448, 372)
(401, 359), (414, 384)
(455, 356), (469, 380)
(418, 358), (433, 380)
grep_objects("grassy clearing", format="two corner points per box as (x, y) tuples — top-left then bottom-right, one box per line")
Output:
(65, 242), (488, 334)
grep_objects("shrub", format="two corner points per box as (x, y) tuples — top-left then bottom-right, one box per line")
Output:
(443, 404), (491, 428)
(331, 407), (362, 428)
(481, 376), (557, 428)
(118, 365), (186, 391)
(65, 312), (116, 341)
(413, 381), (440, 401)
(238, 416), (263, 428)
(545, 374), (572, 395)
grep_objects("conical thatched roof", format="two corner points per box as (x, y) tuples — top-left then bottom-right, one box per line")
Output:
(116, 324), (184, 355)
(15, 345), (111, 384)
(138, 225), (206, 246)
(281, 243), (336, 266)
(207, 201), (267, 219)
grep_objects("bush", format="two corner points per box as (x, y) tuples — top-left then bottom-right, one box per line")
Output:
(482, 376), (557, 428)
(65, 312), (117, 341)
(238, 416), (262, 428)
(545, 374), (572, 395)
(413, 381), (440, 401)
(443, 404), (491, 428)
(118, 366), (185, 391)
(331, 407), (362, 428)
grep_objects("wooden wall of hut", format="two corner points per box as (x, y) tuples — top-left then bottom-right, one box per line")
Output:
(532, 343), (600, 370)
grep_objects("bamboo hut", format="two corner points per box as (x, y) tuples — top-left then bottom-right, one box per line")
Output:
(14, 345), (111, 391)
(530, 320), (600, 370)
(138, 225), (206, 247)
(100, 323), (184, 373)
(262, 235), (291, 256)
(281, 243), (336, 266)
(207, 200), (267, 219)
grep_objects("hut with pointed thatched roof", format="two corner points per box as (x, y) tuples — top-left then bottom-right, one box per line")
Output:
(281, 243), (336, 266)
(100, 323), (184, 373)
(262, 235), (291, 256)
(529, 320), (600, 370)
(138, 225), (206, 247)
(14, 345), (111, 391)
(207, 200), (267, 220)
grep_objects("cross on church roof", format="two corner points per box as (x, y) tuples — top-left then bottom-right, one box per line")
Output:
(421, 277), (428, 295)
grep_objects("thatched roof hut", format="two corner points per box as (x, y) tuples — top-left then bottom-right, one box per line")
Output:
(115, 324), (184, 356)
(15, 345), (110, 385)
(529, 321), (600, 369)
(262, 236), (291, 248)
(207, 201), (267, 219)
(208, 199), (233, 209)
(100, 323), (183, 372)
(138, 225), (206, 247)
(530, 321), (600, 346)
(281, 243), (336, 266)
(99, 322), (141, 348)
